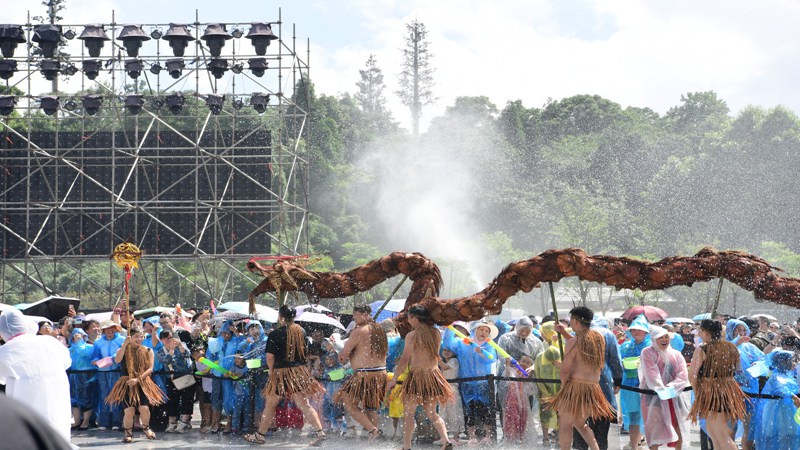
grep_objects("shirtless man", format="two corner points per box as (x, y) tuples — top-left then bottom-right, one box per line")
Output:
(335, 304), (389, 441)
(551, 306), (616, 450)
(388, 305), (453, 450)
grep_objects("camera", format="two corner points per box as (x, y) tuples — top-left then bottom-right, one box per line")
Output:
(767, 332), (777, 341)
(73, 318), (83, 325)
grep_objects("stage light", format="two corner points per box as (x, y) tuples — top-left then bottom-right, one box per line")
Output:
(117, 25), (150, 57)
(82, 59), (102, 80)
(150, 62), (162, 75)
(125, 59), (144, 79)
(166, 93), (185, 115)
(231, 63), (243, 74)
(165, 58), (184, 79)
(231, 28), (243, 39)
(82, 94), (102, 115)
(201, 23), (232, 58)
(78, 24), (110, 58)
(204, 94), (225, 115)
(63, 64), (78, 76)
(150, 97), (164, 111)
(40, 59), (61, 81)
(248, 58), (268, 77)
(250, 92), (269, 114)
(150, 29), (162, 40)
(63, 29), (76, 40)
(0, 95), (18, 116)
(40, 96), (60, 116)
(0, 25), (26, 58)
(32, 24), (62, 58)
(63, 99), (77, 111)
(246, 22), (277, 56)
(124, 94), (145, 115)
(232, 98), (244, 110)
(162, 23), (194, 57)
(0, 60), (18, 80)
(207, 58), (228, 79)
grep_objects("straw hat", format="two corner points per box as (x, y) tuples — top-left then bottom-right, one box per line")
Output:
(471, 319), (499, 340)
(100, 320), (121, 331)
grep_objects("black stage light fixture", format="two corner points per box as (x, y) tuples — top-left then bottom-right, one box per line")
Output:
(40, 59), (61, 81)
(81, 94), (102, 116)
(248, 58), (268, 77)
(0, 95), (18, 116)
(63, 64), (78, 76)
(117, 25), (150, 57)
(166, 92), (185, 115)
(32, 24), (62, 58)
(0, 25), (26, 58)
(162, 23), (194, 57)
(165, 58), (185, 79)
(150, 62), (162, 75)
(204, 94), (225, 115)
(78, 24), (110, 57)
(39, 96), (60, 116)
(63, 99), (77, 111)
(230, 63), (243, 74)
(63, 29), (76, 40)
(150, 97), (164, 111)
(207, 58), (228, 79)
(124, 94), (145, 115)
(82, 59), (102, 80)
(231, 28), (243, 39)
(250, 92), (270, 114)
(125, 59), (144, 79)
(246, 22), (277, 56)
(0, 59), (18, 80)
(232, 97), (244, 110)
(150, 29), (162, 40)
(201, 23), (232, 58)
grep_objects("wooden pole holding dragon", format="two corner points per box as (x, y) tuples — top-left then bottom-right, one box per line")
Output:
(246, 247), (800, 336)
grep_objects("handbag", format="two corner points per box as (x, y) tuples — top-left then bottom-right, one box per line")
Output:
(172, 373), (196, 390)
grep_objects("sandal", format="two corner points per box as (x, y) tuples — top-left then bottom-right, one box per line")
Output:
(309, 429), (327, 447)
(243, 431), (266, 444)
(367, 427), (383, 442)
(122, 428), (133, 443)
(142, 425), (156, 440)
(442, 442), (453, 450)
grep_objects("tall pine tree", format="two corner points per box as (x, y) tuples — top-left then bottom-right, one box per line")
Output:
(396, 20), (435, 137)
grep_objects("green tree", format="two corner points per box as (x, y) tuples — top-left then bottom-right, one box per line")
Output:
(397, 20), (435, 137)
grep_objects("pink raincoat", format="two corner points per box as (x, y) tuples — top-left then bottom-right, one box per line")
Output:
(639, 339), (690, 447)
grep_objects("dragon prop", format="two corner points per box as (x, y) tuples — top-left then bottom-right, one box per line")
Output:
(248, 247), (800, 335)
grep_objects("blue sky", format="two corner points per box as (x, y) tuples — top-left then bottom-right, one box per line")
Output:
(4, 0), (800, 131)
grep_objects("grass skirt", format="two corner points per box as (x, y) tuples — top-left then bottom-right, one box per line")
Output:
(333, 369), (387, 410)
(689, 377), (747, 423)
(263, 365), (324, 399)
(545, 378), (615, 421)
(403, 368), (454, 406)
(105, 376), (165, 408)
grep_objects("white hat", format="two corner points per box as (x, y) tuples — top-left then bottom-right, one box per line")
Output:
(470, 319), (499, 340)
(649, 325), (669, 340)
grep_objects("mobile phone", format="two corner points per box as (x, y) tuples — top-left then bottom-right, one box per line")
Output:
(73, 318), (83, 325)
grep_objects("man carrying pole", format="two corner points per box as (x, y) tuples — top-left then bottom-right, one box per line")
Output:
(335, 304), (389, 442)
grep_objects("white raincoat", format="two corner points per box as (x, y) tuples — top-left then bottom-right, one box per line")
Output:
(0, 309), (72, 445)
(638, 326), (690, 447)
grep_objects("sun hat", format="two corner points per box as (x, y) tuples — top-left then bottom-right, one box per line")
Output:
(470, 319), (499, 340)
(100, 320), (121, 331)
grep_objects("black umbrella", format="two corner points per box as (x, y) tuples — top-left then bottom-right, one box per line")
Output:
(22, 295), (80, 322)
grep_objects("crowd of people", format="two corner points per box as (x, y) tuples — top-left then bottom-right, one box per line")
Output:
(4, 300), (800, 450)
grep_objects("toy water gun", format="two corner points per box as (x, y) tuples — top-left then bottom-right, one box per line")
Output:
(198, 357), (239, 379)
(487, 339), (529, 377)
(209, 299), (218, 316)
(447, 325), (494, 360)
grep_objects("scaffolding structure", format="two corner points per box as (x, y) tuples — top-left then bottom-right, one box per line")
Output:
(0, 10), (311, 309)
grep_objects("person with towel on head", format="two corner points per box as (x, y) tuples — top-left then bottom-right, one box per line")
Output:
(639, 325), (689, 450)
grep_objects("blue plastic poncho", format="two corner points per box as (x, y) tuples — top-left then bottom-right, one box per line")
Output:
(620, 314), (651, 429)
(752, 350), (800, 450)
(442, 326), (498, 410)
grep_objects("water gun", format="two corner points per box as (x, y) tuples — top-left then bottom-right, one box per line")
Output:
(198, 357), (240, 379)
(487, 339), (529, 377)
(447, 325), (494, 360)
(210, 299), (218, 316)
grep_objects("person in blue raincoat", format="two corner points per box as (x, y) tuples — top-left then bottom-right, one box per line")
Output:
(752, 350), (800, 450)
(442, 319), (498, 444)
(68, 328), (96, 429)
(90, 320), (125, 430)
(239, 321), (269, 419)
(206, 320), (242, 433)
(620, 314), (650, 450)
(726, 318), (764, 450)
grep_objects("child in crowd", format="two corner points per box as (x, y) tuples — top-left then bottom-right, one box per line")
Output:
(319, 351), (347, 434)
(192, 343), (213, 433)
(68, 328), (95, 430)
(438, 347), (463, 444)
(386, 370), (406, 439)
(227, 352), (251, 434)
(502, 355), (536, 444)
(535, 321), (563, 446)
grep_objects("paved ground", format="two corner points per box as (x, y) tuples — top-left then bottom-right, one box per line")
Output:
(70, 419), (704, 449)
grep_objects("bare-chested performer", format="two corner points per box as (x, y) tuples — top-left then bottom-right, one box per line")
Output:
(549, 306), (616, 450)
(388, 305), (453, 450)
(335, 304), (389, 441)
